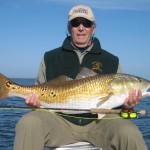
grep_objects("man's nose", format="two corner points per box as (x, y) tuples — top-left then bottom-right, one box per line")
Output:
(78, 24), (84, 30)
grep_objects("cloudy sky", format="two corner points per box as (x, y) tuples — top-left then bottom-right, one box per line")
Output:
(0, 0), (150, 79)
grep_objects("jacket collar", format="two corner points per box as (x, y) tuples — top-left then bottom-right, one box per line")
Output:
(62, 36), (102, 54)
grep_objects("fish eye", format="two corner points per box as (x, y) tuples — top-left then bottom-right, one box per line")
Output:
(138, 78), (143, 82)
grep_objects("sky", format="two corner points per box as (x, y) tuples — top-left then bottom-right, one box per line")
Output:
(0, 0), (150, 80)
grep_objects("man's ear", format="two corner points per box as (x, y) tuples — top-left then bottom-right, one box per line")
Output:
(67, 23), (71, 34)
(92, 24), (96, 35)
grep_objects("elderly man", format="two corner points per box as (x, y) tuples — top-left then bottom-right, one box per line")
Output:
(14, 5), (147, 150)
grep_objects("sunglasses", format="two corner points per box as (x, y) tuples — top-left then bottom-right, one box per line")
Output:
(70, 18), (93, 28)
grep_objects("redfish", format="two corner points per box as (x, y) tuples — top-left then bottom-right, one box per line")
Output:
(0, 70), (150, 118)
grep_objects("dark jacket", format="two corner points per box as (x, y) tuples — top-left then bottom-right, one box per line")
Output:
(44, 37), (119, 81)
(43, 37), (119, 124)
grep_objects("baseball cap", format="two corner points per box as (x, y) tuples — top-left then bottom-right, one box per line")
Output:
(68, 5), (95, 22)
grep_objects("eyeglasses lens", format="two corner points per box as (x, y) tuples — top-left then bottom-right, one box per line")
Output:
(70, 19), (93, 28)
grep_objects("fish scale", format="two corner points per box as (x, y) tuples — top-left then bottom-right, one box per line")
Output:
(37, 75), (114, 104)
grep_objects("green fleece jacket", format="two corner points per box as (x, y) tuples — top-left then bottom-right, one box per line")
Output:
(44, 36), (119, 81)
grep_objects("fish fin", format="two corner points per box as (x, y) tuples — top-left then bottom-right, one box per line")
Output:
(42, 67), (97, 84)
(98, 88), (114, 102)
(41, 75), (73, 85)
(100, 95), (110, 101)
(0, 73), (16, 99)
(96, 93), (114, 119)
(76, 67), (97, 79)
(96, 96), (110, 108)
(98, 114), (106, 119)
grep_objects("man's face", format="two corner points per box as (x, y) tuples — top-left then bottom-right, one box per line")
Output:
(69, 17), (96, 48)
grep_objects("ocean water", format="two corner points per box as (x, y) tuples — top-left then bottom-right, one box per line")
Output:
(0, 78), (150, 150)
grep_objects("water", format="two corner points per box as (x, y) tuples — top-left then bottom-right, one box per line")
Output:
(0, 78), (150, 150)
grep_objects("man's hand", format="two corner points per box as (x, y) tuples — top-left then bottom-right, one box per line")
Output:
(123, 89), (142, 109)
(25, 93), (41, 107)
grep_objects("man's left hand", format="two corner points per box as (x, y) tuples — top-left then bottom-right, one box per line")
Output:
(123, 89), (142, 109)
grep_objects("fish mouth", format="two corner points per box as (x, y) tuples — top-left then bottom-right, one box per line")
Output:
(146, 87), (150, 92)
(142, 84), (150, 98)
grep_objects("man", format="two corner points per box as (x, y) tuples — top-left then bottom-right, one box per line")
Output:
(14, 5), (148, 150)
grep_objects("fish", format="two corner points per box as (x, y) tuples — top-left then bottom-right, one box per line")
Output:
(0, 69), (150, 118)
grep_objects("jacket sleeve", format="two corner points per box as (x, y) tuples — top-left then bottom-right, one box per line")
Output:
(35, 58), (47, 85)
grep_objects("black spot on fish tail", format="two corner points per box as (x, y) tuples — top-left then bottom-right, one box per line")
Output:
(6, 81), (13, 88)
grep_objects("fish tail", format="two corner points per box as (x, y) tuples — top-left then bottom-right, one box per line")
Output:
(0, 73), (13, 99)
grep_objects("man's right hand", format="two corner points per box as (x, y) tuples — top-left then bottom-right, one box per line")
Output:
(25, 93), (41, 107)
